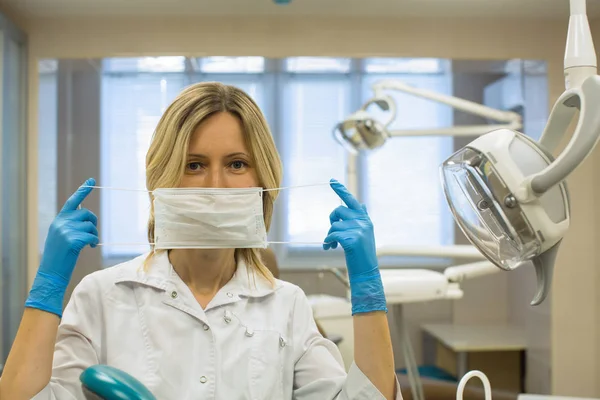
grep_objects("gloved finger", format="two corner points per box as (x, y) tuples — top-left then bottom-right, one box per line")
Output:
(327, 220), (359, 236)
(323, 230), (341, 250)
(329, 179), (361, 211)
(71, 208), (98, 225)
(72, 221), (99, 237)
(323, 242), (337, 250)
(323, 240), (339, 251)
(323, 239), (338, 250)
(329, 205), (362, 224)
(61, 178), (96, 213)
(323, 231), (356, 250)
(75, 232), (100, 249)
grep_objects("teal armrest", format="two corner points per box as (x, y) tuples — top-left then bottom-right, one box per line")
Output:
(80, 365), (157, 400)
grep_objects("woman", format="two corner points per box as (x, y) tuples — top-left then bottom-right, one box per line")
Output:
(0, 83), (399, 400)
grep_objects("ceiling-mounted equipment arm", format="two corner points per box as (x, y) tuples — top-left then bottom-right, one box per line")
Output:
(371, 79), (522, 126)
(520, 0), (600, 199)
(526, 79), (600, 197)
(333, 77), (522, 153)
(564, 0), (597, 90)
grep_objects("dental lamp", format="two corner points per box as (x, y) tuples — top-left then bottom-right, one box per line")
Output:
(441, 0), (600, 306)
(335, 0), (600, 306)
(333, 82), (522, 153)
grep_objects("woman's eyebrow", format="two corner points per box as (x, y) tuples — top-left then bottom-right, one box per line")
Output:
(224, 152), (251, 158)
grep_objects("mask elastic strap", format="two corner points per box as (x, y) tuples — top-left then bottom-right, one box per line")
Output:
(96, 241), (329, 247)
(262, 182), (331, 192)
(82, 182), (332, 193)
(83, 182), (336, 247)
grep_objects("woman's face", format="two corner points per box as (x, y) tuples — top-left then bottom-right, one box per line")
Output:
(180, 111), (259, 189)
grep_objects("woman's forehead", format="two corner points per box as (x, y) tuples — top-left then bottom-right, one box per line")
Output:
(188, 112), (250, 155)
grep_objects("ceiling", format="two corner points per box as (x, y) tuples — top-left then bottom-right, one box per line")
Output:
(3, 0), (600, 19)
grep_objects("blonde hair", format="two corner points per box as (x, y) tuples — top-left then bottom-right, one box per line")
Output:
(144, 82), (283, 285)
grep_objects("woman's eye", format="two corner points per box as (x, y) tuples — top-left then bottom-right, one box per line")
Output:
(188, 162), (202, 171)
(231, 160), (248, 170)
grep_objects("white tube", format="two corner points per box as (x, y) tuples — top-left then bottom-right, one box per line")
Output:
(456, 371), (492, 400)
(376, 245), (486, 259)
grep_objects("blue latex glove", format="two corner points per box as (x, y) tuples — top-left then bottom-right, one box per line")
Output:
(25, 178), (99, 317)
(323, 179), (387, 315)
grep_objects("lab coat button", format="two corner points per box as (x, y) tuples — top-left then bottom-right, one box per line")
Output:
(200, 376), (207, 384)
(171, 291), (178, 299)
(203, 324), (209, 331)
(226, 292), (234, 298)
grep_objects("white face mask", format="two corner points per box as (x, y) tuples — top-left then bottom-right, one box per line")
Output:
(88, 182), (332, 249)
(152, 187), (267, 250)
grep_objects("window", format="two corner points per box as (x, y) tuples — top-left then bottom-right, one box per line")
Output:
(38, 62), (58, 253)
(361, 72), (454, 247)
(99, 56), (456, 265)
(198, 57), (265, 73)
(101, 72), (187, 256)
(281, 74), (351, 248)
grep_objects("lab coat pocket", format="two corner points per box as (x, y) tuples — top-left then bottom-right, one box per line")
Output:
(248, 330), (285, 400)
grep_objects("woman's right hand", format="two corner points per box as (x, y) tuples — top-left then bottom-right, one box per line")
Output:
(25, 178), (99, 317)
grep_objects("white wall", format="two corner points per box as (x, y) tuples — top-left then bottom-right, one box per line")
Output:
(8, 13), (600, 396)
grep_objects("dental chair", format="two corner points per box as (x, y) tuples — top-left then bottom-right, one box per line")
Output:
(80, 364), (523, 400)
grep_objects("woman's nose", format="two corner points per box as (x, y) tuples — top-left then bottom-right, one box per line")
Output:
(206, 169), (225, 188)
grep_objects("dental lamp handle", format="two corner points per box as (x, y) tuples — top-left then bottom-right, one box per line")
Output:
(530, 76), (600, 195)
(363, 95), (397, 128)
(531, 241), (561, 306)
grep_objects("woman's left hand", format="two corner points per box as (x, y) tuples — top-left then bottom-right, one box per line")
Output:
(324, 179), (387, 315)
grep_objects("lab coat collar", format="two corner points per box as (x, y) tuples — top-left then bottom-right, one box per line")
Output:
(114, 251), (281, 299)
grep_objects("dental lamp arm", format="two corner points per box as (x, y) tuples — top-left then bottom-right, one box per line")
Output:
(524, 0), (600, 196)
(565, 0), (597, 89)
(333, 77), (521, 153)
(530, 81), (600, 195)
(372, 79), (522, 124)
(389, 124), (522, 138)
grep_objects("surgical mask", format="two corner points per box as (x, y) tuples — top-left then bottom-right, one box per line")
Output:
(88, 183), (332, 249)
(152, 187), (267, 250)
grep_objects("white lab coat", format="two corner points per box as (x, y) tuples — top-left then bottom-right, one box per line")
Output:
(33, 251), (402, 400)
